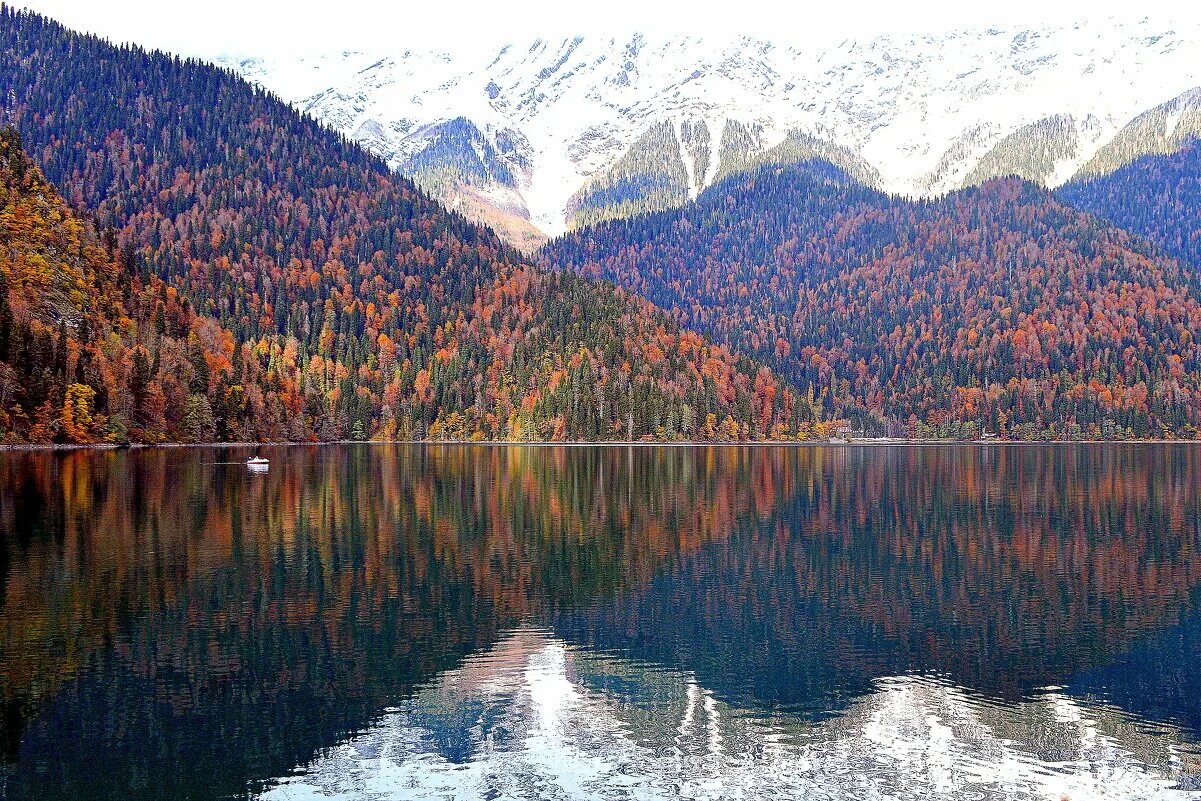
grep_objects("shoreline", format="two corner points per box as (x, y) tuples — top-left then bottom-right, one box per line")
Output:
(2, 438), (1199, 453)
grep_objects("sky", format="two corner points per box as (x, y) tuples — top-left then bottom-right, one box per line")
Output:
(12, 0), (1201, 57)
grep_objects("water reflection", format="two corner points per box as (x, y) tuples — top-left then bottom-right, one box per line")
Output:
(555, 446), (1201, 715)
(0, 445), (1197, 799)
(264, 628), (1201, 801)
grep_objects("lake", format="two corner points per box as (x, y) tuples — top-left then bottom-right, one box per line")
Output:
(1, 444), (1200, 800)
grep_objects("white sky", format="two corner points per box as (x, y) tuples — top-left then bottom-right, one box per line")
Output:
(12, 0), (1201, 57)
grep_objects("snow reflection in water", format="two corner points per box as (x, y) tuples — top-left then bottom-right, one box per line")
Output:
(261, 629), (1201, 801)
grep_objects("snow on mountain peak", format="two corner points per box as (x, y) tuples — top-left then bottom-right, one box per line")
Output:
(214, 19), (1201, 242)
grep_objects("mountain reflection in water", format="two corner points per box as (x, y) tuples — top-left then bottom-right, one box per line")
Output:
(264, 628), (1201, 801)
(0, 444), (1198, 800)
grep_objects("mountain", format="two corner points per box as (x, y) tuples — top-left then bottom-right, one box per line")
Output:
(1075, 87), (1201, 178)
(0, 125), (132, 443)
(960, 114), (1104, 188)
(0, 6), (814, 444)
(543, 161), (1201, 439)
(1058, 137), (1201, 273)
(1054, 87), (1201, 273)
(569, 123), (880, 229)
(216, 21), (1201, 240)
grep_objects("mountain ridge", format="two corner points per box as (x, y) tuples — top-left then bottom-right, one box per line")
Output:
(215, 21), (1201, 240)
(0, 5), (815, 444)
(543, 158), (1201, 439)
(1058, 136), (1201, 273)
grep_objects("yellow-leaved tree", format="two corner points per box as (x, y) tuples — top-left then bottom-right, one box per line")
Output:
(61, 383), (98, 444)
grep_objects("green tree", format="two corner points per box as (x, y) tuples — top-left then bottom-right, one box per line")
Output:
(182, 394), (217, 442)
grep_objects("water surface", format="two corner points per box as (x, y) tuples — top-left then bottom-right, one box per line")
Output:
(1, 445), (1199, 799)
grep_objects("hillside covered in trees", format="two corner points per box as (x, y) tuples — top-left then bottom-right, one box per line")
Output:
(0, 6), (817, 444)
(545, 161), (1201, 439)
(1058, 137), (1201, 272)
(5, 4), (1201, 443)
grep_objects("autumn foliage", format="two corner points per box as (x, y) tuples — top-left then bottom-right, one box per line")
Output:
(0, 6), (816, 443)
(1057, 137), (1201, 274)
(546, 161), (1201, 439)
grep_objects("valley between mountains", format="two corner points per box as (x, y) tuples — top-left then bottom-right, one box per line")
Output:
(1, 5), (1201, 443)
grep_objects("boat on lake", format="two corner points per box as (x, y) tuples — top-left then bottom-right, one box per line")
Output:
(246, 456), (269, 470)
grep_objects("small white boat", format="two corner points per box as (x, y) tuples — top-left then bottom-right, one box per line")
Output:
(246, 456), (269, 470)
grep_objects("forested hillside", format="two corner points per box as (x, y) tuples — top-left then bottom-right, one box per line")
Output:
(0, 7), (814, 444)
(0, 126), (132, 442)
(568, 122), (881, 231)
(1058, 138), (1201, 272)
(545, 161), (1201, 439)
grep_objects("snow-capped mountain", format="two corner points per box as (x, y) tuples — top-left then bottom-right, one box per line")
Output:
(215, 19), (1201, 245)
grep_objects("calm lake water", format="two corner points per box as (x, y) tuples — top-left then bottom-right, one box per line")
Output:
(1, 444), (1200, 800)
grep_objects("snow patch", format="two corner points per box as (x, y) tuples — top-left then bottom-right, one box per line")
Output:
(676, 119), (697, 198)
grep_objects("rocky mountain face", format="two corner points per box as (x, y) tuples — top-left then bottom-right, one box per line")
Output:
(216, 20), (1201, 244)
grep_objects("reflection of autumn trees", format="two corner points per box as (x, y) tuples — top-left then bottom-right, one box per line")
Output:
(0, 449), (515, 798)
(1, 445), (1199, 798)
(556, 446), (1201, 715)
(0, 445), (765, 799)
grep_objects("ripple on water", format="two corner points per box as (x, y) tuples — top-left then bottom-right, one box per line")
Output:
(259, 629), (1201, 801)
